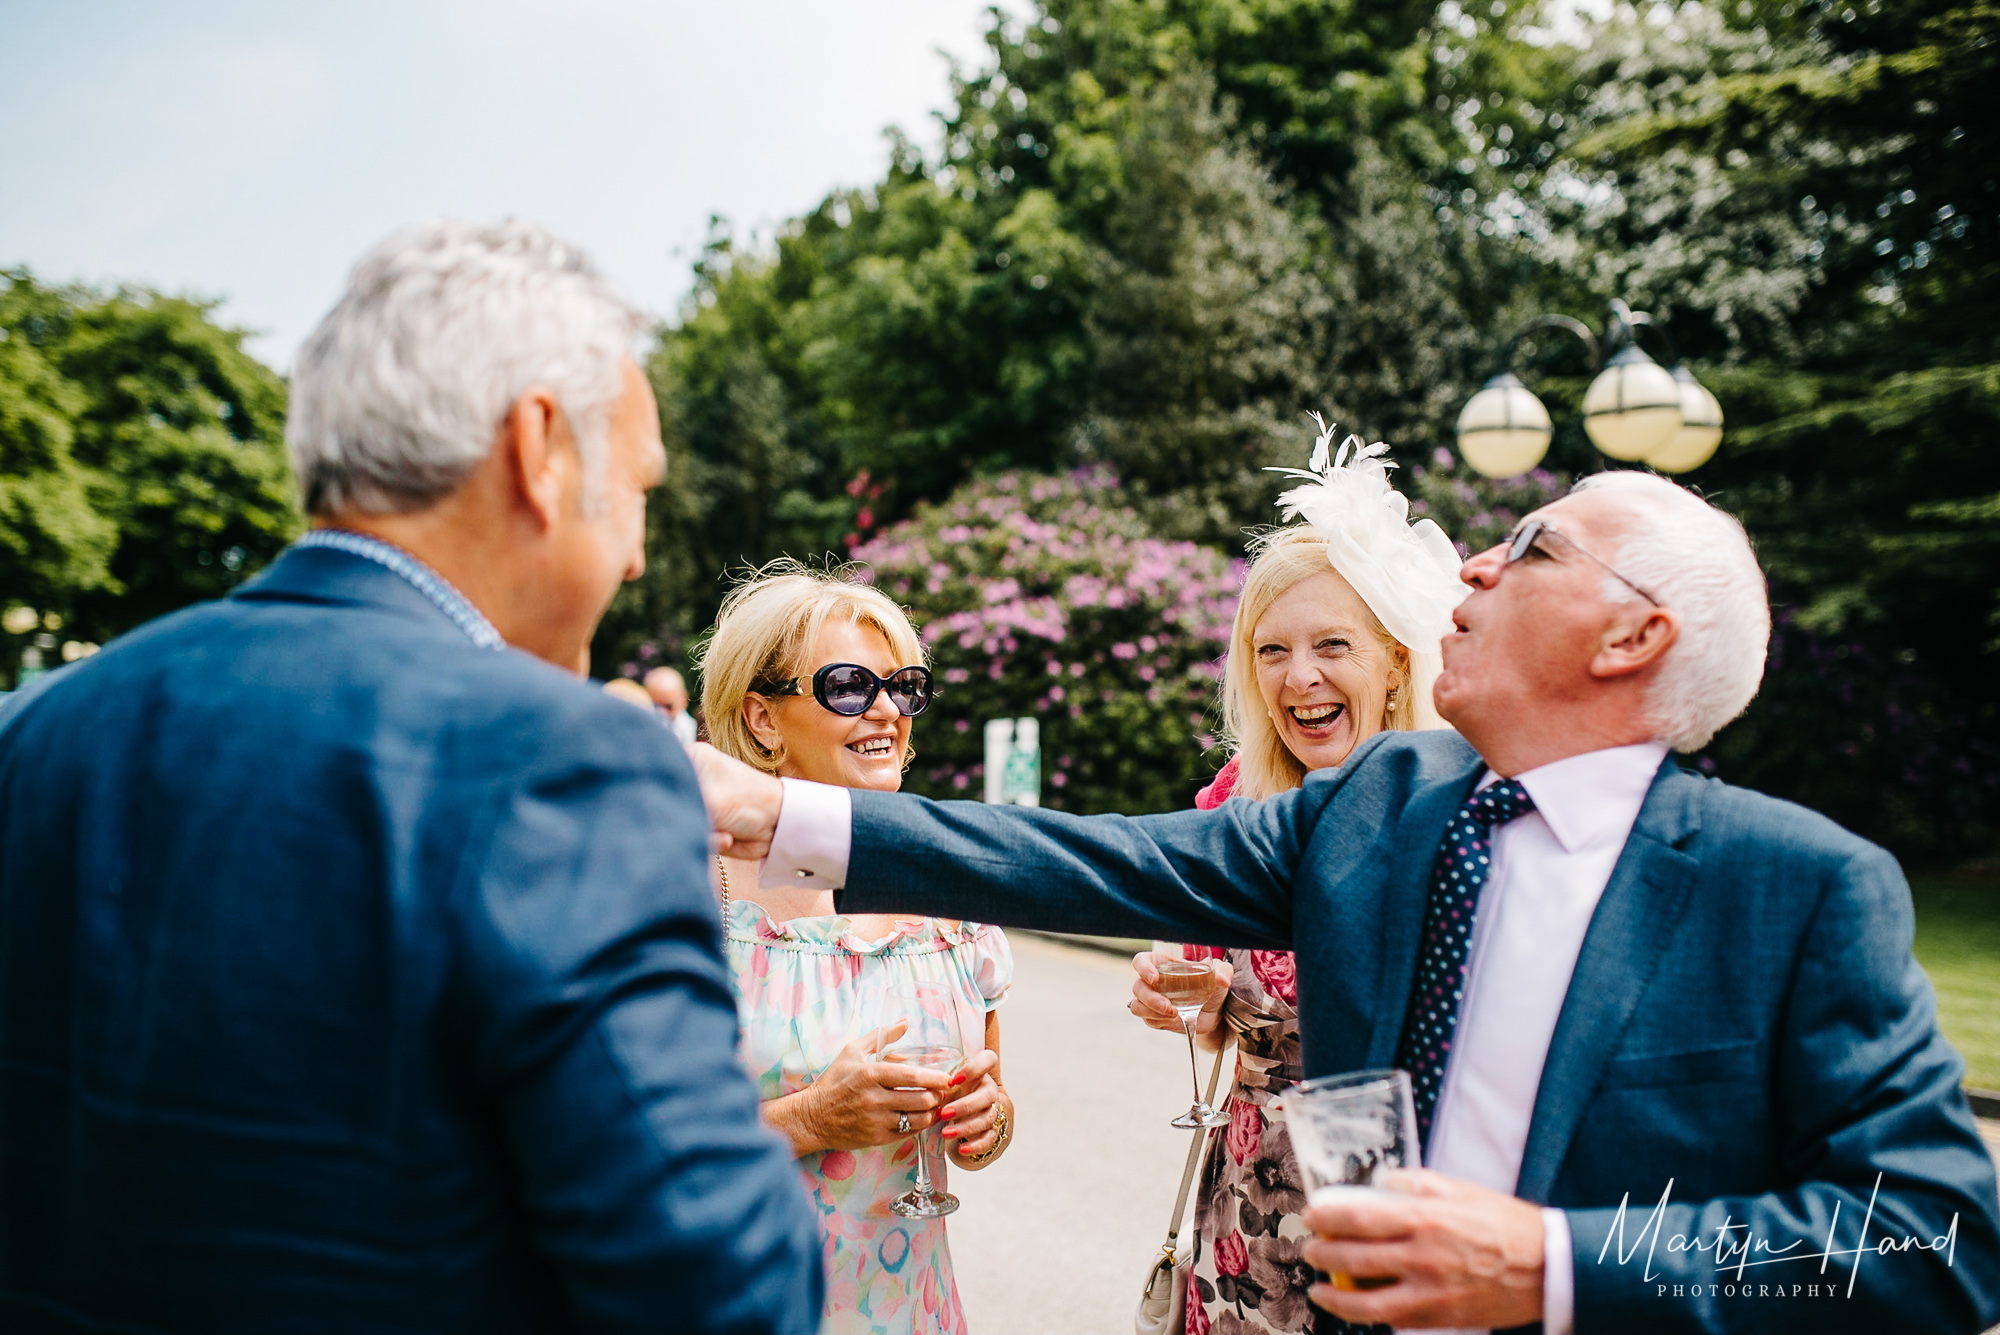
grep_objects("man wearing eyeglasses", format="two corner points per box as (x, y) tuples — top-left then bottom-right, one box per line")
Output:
(693, 470), (2000, 1333)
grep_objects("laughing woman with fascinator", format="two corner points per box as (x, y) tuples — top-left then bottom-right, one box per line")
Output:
(699, 562), (1013, 1335)
(1128, 418), (1466, 1335)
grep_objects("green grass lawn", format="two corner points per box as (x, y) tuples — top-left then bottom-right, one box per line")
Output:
(1911, 874), (2000, 1093)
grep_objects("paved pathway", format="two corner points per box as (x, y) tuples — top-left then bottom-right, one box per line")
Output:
(945, 933), (1211, 1333)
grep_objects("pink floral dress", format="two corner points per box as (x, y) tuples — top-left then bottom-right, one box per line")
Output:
(1184, 758), (1316, 1335)
(724, 903), (1012, 1335)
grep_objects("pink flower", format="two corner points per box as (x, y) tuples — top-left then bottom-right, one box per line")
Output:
(1213, 1230), (1249, 1278)
(820, 1149), (856, 1180)
(1249, 951), (1297, 1007)
(1225, 1097), (1263, 1165)
(1184, 1293), (1211, 1335)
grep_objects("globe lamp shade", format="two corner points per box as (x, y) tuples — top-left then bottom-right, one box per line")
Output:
(1645, 365), (1725, 473)
(1455, 372), (1553, 478)
(1582, 345), (1683, 461)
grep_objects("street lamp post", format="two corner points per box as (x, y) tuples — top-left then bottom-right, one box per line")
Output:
(1454, 300), (1724, 478)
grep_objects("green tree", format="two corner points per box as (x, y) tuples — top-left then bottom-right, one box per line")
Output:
(0, 280), (116, 631)
(0, 271), (298, 685)
(599, 0), (1565, 674)
(1534, 0), (2000, 858)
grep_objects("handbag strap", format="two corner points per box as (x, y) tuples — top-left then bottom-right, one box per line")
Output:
(1160, 1043), (1231, 1256)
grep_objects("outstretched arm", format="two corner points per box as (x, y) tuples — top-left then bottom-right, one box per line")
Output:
(836, 781), (1316, 949)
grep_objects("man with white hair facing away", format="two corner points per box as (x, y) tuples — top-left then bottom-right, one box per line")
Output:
(693, 470), (2000, 1333)
(0, 221), (822, 1332)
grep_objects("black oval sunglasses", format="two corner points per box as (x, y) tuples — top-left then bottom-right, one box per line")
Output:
(751, 662), (935, 717)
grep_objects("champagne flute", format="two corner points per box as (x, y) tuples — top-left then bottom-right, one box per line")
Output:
(879, 980), (966, 1218)
(1278, 1068), (1419, 1291)
(1152, 943), (1230, 1130)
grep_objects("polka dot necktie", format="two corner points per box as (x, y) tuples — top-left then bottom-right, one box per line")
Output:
(1392, 779), (1537, 1150)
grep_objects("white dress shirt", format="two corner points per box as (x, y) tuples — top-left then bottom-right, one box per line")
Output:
(761, 741), (1671, 1335)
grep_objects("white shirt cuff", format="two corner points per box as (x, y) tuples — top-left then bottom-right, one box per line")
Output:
(1541, 1207), (1574, 1335)
(758, 777), (852, 889)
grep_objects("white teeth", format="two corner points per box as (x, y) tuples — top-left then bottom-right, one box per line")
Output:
(1291, 703), (1343, 725)
(850, 737), (896, 757)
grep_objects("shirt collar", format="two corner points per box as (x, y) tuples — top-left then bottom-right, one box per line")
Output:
(292, 529), (506, 652)
(1479, 742), (1670, 854)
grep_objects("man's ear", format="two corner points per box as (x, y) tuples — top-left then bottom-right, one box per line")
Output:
(497, 385), (569, 531)
(741, 693), (786, 754)
(1591, 605), (1679, 680)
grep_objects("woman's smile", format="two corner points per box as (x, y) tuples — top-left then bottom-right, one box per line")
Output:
(1284, 700), (1347, 740)
(846, 732), (900, 760)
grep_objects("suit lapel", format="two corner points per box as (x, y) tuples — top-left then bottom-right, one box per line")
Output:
(1514, 761), (1704, 1202)
(1359, 760), (1484, 1070)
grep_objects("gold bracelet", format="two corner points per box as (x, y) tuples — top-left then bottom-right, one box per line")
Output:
(964, 1096), (1011, 1165)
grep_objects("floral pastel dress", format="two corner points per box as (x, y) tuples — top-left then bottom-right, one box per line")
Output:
(725, 903), (1013, 1335)
(1183, 759), (1316, 1335)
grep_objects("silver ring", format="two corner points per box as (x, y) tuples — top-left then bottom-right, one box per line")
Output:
(896, 1112), (911, 1134)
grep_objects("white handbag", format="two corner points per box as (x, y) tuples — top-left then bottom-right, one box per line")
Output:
(1134, 1047), (1230, 1335)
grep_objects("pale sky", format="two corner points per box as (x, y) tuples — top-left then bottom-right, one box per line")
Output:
(0, 0), (1006, 367)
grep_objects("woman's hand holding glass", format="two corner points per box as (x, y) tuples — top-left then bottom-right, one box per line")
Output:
(938, 1048), (1007, 1162)
(1129, 950), (1233, 1043)
(777, 1021), (954, 1155)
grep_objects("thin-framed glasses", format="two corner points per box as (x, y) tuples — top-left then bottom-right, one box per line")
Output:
(751, 662), (935, 717)
(1504, 518), (1662, 607)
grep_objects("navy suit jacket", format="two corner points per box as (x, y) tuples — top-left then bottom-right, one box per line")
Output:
(0, 548), (822, 1333)
(841, 729), (2000, 1333)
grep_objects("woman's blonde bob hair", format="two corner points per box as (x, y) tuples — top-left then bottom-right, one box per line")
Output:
(696, 560), (927, 774)
(1220, 526), (1428, 801)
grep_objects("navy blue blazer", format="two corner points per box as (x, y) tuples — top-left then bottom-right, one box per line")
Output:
(841, 730), (2000, 1333)
(0, 548), (822, 1333)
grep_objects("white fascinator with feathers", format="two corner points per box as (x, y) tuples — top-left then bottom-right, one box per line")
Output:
(1268, 413), (1468, 730)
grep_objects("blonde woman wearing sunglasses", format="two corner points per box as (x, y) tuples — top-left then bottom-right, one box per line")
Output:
(698, 561), (1014, 1335)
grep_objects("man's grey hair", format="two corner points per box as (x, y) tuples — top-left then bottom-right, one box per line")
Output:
(1571, 471), (1771, 753)
(288, 219), (649, 516)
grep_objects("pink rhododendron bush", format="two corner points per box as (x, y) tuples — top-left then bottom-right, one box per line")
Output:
(853, 469), (1240, 814)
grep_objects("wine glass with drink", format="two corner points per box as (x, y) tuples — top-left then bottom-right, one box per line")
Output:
(1150, 943), (1231, 1129)
(879, 980), (966, 1218)
(1278, 1068), (1419, 1291)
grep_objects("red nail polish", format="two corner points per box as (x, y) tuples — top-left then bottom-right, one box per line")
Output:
(939, 1106), (956, 1119)
(941, 1127), (957, 1137)
(948, 1072), (965, 1086)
